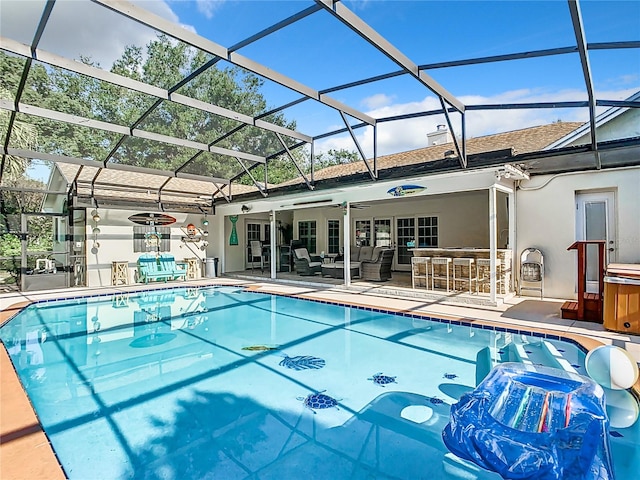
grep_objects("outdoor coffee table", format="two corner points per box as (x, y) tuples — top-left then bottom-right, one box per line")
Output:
(321, 262), (360, 279)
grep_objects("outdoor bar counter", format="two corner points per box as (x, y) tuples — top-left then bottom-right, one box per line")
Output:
(410, 248), (512, 293)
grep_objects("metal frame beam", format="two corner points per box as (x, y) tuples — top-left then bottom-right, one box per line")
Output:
(568, 0), (599, 167)
(339, 111), (376, 180)
(0, 101), (266, 164)
(317, 0), (464, 114)
(275, 133), (314, 190)
(92, 0), (375, 126)
(2, 147), (230, 186)
(0, 37), (312, 144)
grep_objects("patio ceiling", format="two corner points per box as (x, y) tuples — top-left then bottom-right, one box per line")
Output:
(0, 0), (639, 212)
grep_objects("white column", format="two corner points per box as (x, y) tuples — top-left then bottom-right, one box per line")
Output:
(489, 186), (497, 304)
(270, 209), (276, 279)
(508, 190), (516, 293)
(343, 203), (351, 287)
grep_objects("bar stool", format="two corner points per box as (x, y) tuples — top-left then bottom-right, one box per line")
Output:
(431, 257), (452, 291)
(476, 258), (504, 294)
(453, 257), (476, 293)
(411, 257), (430, 289)
(111, 261), (129, 285)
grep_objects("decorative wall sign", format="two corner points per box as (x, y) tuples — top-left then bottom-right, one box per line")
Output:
(229, 215), (239, 245)
(144, 231), (161, 249)
(186, 223), (197, 236)
(387, 185), (426, 197)
(128, 212), (176, 226)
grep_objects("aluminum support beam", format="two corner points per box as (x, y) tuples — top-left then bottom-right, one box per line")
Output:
(2, 148), (230, 185)
(568, 0), (599, 167)
(339, 111), (376, 180)
(275, 133), (314, 190)
(317, 0), (464, 114)
(92, 0), (375, 126)
(439, 97), (466, 168)
(234, 157), (268, 197)
(0, 101), (266, 164)
(0, 37), (312, 143)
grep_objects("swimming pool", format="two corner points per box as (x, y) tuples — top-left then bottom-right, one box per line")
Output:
(1, 285), (638, 479)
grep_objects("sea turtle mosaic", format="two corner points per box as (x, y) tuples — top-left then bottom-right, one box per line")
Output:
(279, 354), (325, 371)
(242, 345), (279, 351)
(297, 390), (339, 413)
(443, 373), (458, 380)
(368, 372), (397, 387)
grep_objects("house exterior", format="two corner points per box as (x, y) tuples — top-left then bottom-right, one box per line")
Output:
(36, 112), (640, 303)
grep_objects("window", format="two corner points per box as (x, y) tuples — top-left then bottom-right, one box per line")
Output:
(298, 221), (317, 253)
(417, 216), (438, 247)
(327, 219), (340, 254)
(354, 219), (371, 246)
(246, 223), (261, 242)
(396, 216), (439, 265)
(374, 219), (391, 247)
(396, 218), (415, 265)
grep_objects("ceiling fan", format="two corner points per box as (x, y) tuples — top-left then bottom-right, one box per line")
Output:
(335, 201), (370, 210)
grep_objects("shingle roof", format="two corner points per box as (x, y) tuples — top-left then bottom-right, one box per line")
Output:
(54, 121), (583, 207)
(283, 121), (583, 185)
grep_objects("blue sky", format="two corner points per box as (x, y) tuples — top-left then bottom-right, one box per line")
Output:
(3, 0), (639, 158)
(169, 0), (640, 155)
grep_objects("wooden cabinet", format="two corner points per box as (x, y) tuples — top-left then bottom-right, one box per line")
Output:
(603, 264), (640, 334)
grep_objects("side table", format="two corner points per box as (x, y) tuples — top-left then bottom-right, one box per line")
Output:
(112, 261), (129, 285)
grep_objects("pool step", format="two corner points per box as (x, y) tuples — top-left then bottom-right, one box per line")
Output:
(504, 341), (577, 373)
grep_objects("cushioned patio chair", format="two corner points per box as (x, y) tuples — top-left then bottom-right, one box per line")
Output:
(360, 249), (395, 281)
(293, 248), (322, 275)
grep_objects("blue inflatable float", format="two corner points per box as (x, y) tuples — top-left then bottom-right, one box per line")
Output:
(442, 362), (614, 480)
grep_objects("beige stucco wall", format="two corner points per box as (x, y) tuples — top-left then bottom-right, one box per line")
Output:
(291, 190), (498, 253)
(516, 167), (640, 299)
(85, 209), (212, 287)
(216, 189), (509, 274)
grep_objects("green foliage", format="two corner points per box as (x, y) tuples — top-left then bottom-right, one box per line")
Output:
(0, 233), (20, 256)
(0, 34), (360, 193)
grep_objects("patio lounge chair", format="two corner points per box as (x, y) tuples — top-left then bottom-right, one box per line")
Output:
(293, 248), (322, 275)
(360, 249), (395, 281)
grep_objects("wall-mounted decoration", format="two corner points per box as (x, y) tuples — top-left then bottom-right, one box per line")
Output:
(134, 227), (170, 253)
(145, 231), (161, 250)
(387, 185), (426, 197)
(229, 215), (239, 245)
(186, 223), (197, 236)
(128, 212), (177, 226)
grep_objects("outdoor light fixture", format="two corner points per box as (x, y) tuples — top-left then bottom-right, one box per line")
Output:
(495, 164), (529, 181)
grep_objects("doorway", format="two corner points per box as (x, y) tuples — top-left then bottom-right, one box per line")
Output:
(21, 213), (75, 291)
(576, 191), (616, 292)
(245, 220), (271, 270)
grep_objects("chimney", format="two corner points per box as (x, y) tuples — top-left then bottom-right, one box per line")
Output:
(427, 124), (452, 146)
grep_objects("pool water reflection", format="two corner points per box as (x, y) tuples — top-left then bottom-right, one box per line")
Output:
(1, 286), (637, 479)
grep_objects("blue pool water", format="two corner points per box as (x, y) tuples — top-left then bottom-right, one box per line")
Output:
(1, 286), (638, 479)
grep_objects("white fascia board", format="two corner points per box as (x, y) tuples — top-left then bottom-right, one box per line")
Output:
(216, 167), (504, 215)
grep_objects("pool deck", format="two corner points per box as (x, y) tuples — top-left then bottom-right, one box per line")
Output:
(1, 277), (639, 479)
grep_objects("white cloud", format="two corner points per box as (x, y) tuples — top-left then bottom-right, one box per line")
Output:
(360, 93), (395, 109)
(195, 0), (224, 19)
(0, 0), (192, 68)
(315, 87), (640, 157)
